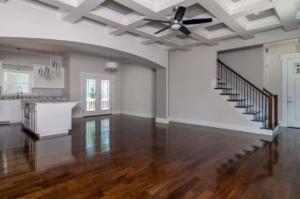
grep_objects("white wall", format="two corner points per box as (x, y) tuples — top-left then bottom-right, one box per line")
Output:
(265, 39), (300, 121)
(119, 62), (156, 118)
(64, 54), (121, 118)
(169, 45), (254, 129)
(218, 46), (264, 88)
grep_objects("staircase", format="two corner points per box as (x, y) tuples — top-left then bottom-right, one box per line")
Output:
(214, 59), (279, 134)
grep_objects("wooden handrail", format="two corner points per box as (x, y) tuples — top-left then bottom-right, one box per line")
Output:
(263, 88), (278, 127)
(263, 88), (273, 95)
(218, 59), (268, 97)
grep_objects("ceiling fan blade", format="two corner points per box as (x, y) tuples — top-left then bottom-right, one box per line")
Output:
(179, 26), (191, 35)
(144, 19), (170, 23)
(174, 6), (186, 21)
(183, 18), (213, 25)
(154, 26), (170, 34)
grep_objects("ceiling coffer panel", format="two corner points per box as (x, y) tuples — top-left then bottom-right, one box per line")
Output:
(12, 0), (299, 51)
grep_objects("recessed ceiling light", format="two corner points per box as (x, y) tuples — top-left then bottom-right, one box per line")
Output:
(254, 11), (264, 16)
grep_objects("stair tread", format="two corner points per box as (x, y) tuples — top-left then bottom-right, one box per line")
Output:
(235, 105), (254, 108)
(252, 116), (268, 122)
(214, 87), (233, 90)
(227, 99), (246, 101)
(218, 82), (227, 85)
(243, 111), (261, 115)
(220, 93), (239, 95)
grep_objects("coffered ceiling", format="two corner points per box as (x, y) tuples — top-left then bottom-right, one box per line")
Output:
(1, 0), (300, 51)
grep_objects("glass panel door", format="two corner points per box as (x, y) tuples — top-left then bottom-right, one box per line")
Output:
(82, 75), (112, 117)
(101, 80), (110, 111)
(86, 79), (96, 112)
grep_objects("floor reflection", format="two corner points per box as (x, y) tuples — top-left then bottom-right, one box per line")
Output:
(83, 117), (111, 156)
(100, 118), (110, 153)
(86, 120), (96, 154)
(0, 125), (74, 178)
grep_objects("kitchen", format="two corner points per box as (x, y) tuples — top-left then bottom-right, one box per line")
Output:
(0, 48), (77, 138)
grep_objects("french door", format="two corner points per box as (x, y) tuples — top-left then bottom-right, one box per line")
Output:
(82, 75), (113, 117)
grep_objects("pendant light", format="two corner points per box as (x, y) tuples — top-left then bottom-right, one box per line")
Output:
(48, 50), (53, 75)
(39, 44), (43, 75)
(53, 50), (58, 70)
(17, 48), (21, 71)
(105, 54), (118, 73)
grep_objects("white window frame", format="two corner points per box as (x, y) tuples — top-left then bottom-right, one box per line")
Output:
(2, 69), (33, 95)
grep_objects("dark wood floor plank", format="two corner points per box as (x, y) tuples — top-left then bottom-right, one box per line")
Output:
(0, 115), (297, 198)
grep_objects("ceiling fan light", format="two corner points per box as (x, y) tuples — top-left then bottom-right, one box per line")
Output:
(171, 24), (181, 30)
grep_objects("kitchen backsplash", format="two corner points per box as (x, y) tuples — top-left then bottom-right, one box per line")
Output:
(0, 87), (63, 100)
(32, 88), (62, 97)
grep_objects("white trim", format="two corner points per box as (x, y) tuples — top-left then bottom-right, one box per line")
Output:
(280, 52), (300, 127)
(169, 117), (275, 136)
(155, 117), (170, 124)
(121, 111), (154, 118)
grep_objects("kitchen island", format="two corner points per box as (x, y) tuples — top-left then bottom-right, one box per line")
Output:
(22, 100), (77, 138)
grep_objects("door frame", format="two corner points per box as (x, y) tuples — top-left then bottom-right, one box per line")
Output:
(280, 53), (300, 127)
(80, 72), (115, 117)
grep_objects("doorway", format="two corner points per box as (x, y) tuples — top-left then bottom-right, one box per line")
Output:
(81, 73), (113, 117)
(281, 53), (300, 128)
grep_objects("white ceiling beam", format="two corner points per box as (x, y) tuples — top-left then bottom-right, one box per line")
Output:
(190, 32), (218, 46)
(198, 0), (254, 39)
(62, 0), (106, 23)
(231, 1), (275, 18)
(273, 0), (298, 31)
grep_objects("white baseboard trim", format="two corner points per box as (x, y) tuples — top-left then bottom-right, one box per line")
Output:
(120, 111), (154, 118)
(72, 110), (153, 118)
(155, 117), (170, 124)
(169, 117), (274, 136)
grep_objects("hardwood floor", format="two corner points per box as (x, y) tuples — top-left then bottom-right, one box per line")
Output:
(0, 114), (298, 198)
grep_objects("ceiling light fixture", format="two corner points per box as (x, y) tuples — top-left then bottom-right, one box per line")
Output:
(171, 23), (181, 30)
(105, 55), (118, 73)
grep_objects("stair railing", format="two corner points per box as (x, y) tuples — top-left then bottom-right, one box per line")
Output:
(217, 59), (277, 129)
(263, 88), (278, 127)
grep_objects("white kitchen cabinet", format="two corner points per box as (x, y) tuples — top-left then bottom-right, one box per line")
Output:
(0, 100), (22, 123)
(32, 65), (65, 89)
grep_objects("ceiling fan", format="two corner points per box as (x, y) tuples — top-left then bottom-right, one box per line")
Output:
(144, 6), (213, 35)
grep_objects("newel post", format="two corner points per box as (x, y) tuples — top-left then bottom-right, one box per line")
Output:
(268, 95), (273, 129)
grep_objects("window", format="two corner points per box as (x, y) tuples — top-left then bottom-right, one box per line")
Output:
(3, 70), (33, 94)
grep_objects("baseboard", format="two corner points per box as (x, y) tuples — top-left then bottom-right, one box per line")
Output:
(155, 117), (170, 124)
(121, 111), (154, 118)
(169, 117), (273, 136)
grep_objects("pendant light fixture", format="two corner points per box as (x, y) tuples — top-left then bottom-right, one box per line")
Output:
(53, 50), (58, 70)
(39, 44), (43, 75)
(48, 50), (53, 75)
(17, 48), (21, 71)
(105, 54), (118, 73)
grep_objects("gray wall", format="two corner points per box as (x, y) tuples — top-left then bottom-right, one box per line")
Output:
(169, 45), (253, 127)
(218, 45), (264, 88)
(119, 62), (156, 118)
(63, 54), (121, 118)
